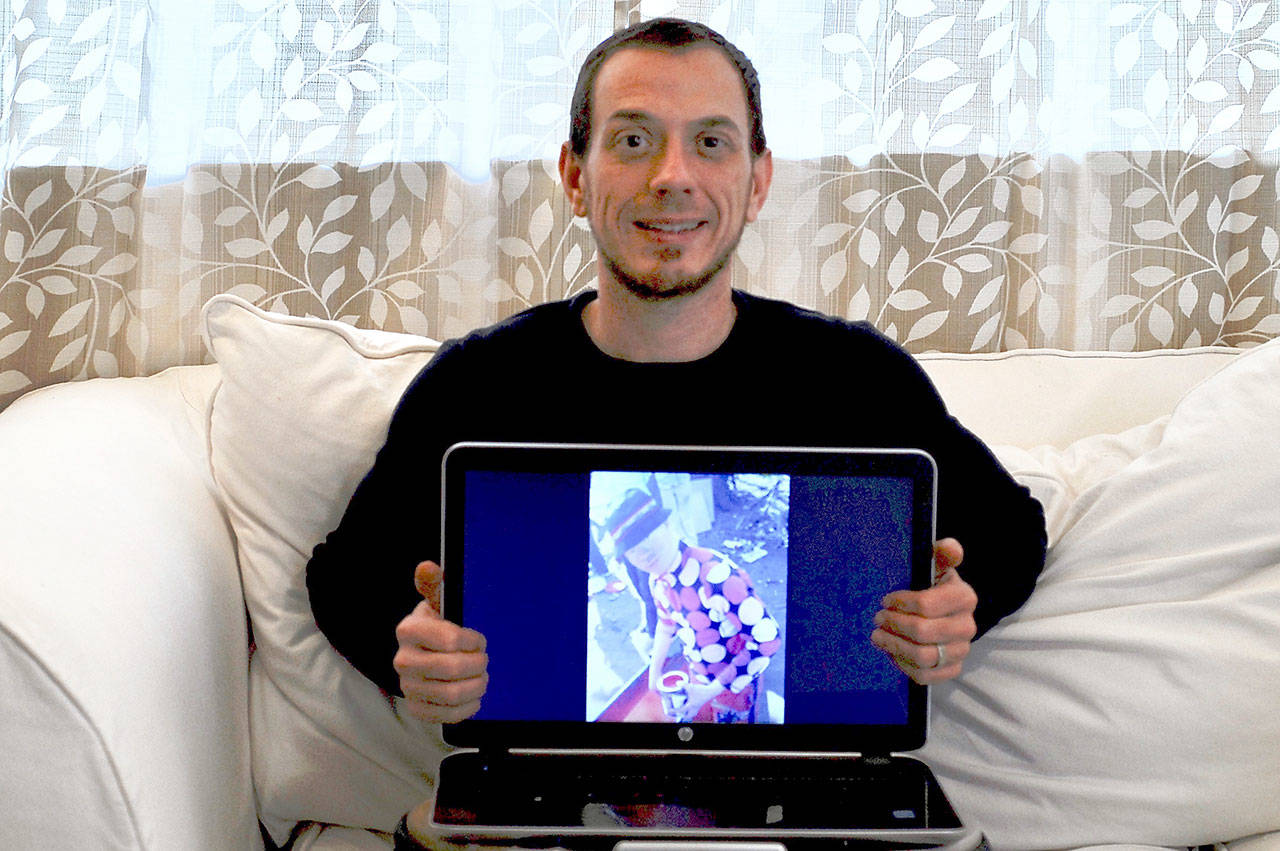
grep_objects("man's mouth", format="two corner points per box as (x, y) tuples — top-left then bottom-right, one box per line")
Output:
(634, 219), (705, 234)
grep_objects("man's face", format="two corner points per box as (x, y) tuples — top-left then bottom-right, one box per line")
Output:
(560, 46), (772, 301)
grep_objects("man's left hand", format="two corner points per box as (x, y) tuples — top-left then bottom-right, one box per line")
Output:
(870, 538), (976, 684)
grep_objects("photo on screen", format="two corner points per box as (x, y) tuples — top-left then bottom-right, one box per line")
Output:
(586, 471), (789, 725)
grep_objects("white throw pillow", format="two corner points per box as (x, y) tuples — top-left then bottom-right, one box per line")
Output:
(923, 337), (1280, 850)
(202, 295), (447, 844)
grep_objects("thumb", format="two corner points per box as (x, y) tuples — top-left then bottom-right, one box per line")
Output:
(933, 538), (964, 583)
(414, 560), (444, 613)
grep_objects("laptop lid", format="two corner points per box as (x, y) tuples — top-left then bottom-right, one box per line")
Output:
(438, 442), (938, 757)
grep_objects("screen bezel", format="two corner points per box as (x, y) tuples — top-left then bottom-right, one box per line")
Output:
(439, 442), (937, 755)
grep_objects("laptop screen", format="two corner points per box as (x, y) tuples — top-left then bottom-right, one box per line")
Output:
(440, 443), (936, 755)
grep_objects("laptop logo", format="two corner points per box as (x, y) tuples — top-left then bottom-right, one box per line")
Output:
(677, 726), (693, 742)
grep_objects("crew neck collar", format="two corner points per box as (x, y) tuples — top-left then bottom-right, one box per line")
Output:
(569, 289), (750, 366)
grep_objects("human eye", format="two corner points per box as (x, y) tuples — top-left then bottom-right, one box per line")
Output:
(611, 130), (650, 154)
(697, 133), (730, 155)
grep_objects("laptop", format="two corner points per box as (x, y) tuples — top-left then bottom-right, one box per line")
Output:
(429, 442), (979, 850)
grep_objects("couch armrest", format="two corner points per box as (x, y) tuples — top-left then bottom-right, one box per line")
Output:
(0, 367), (262, 850)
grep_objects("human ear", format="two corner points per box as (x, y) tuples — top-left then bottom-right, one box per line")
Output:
(745, 148), (773, 224)
(558, 142), (588, 217)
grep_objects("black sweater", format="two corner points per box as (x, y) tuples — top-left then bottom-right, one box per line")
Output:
(306, 290), (1047, 696)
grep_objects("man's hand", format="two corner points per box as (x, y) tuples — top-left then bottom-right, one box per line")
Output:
(870, 538), (977, 684)
(393, 561), (489, 722)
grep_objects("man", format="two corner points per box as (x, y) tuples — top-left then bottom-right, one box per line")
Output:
(306, 19), (1046, 828)
(604, 488), (782, 724)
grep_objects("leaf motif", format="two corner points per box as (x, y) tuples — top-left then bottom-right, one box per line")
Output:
(312, 232), (353, 254)
(956, 254), (992, 273)
(814, 223), (853, 247)
(917, 209), (940, 243)
(974, 221), (1012, 244)
(97, 253), (138, 277)
(1102, 294), (1142, 318)
(883, 196), (905, 236)
(820, 252), (848, 295)
(1262, 226), (1279, 261)
(1132, 266), (1175, 287)
(1226, 297), (1263, 322)
(1115, 31), (1141, 76)
(1132, 220), (1178, 240)
(1225, 247), (1249, 280)
(941, 207), (982, 239)
(888, 289), (930, 311)
(50, 335), (88, 372)
(498, 237), (533, 258)
(49, 301), (92, 337)
(0, 330), (31, 360)
(887, 247), (910, 289)
(905, 309), (949, 344)
(1178, 279), (1199, 317)
(529, 201), (553, 252)
(1008, 233), (1046, 253)
(971, 313), (1002, 351)
(56, 246), (102, 267)
(1109, 322), (1137, 352)
(978, 22), (1014, 58)
(322, 194), (358, 224)
(842, 190), (879, 213)
(226, 238), (268, 258)
(942, 264), (963, 297)
(1208, 104), (1244, 134)
(914, 15), (955, 50)
(1147, 302), (1174, 345)
(938, 160), (966, 200)
(858, 229), (881, 266)
(421, 221), (443, 261)
(1229, 174), (1264, 202)
(320, 267), (346, 302)
(4, 232), (25, 263)
(912, 57), (959, 83)
(1221, 212), (1257, 233)
(969, 275), (1006, 315)
(387, 216), (410, 262)
(388, 280), (423, 300)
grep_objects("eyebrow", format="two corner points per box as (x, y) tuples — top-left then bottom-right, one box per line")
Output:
(605, 111), (744, 135)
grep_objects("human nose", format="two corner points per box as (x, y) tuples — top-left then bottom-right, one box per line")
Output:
(650, 142), (694, 195)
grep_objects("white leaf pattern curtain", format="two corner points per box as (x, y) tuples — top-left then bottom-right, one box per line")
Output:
(2, 0), (1279, 409)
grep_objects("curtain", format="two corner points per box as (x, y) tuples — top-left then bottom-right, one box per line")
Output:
(2, 0), (1279, 410)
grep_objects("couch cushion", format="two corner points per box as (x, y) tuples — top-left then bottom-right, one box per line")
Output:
(202, 296), (446, 843)
(919, 347), (1239, 449)
(922, 336), (1280, 849)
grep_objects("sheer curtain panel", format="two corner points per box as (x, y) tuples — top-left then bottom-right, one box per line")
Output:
(2, 0), (1279, 409)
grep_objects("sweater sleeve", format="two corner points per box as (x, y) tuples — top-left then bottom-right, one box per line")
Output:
(841, 322), (1047, 636)
(304, 344), (460, 696)
(896, 348), (1047, 635)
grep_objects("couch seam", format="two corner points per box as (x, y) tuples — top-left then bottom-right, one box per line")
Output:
(0, 620), (147, 850)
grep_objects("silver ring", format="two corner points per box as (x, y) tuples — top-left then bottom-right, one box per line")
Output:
(934, 643), (949, 669)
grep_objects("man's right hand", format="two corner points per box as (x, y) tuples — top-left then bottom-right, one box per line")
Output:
(394, 561), (489, 723)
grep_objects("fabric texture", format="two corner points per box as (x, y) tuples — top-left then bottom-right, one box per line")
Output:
(922, 336), (1280, 849)
(201, 295), (448, 844)
(306, 288), (1047, 697)
(0, 367), (259, 850)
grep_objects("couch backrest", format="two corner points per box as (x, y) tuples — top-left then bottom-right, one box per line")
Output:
(918, 346), (1241, 449)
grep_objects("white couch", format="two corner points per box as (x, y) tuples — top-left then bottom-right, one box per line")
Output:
(2, 295), (1277, 851)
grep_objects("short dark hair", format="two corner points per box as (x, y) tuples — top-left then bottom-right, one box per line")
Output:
(569, 18), (767, 159)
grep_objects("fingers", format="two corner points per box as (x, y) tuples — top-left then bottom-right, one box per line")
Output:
(414, 560), (444, 612)
(932, 537), (964, 580)
(395, 600), (489, 723)
(872, 541), (976, 684)
(870, 628), (968, 684)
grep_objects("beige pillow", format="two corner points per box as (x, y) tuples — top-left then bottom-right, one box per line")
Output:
(202, 295), (447, 844)
(923, 336), (1280, 849)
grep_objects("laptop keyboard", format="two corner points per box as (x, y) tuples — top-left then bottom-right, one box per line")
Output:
(441, 752), (944, 830)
